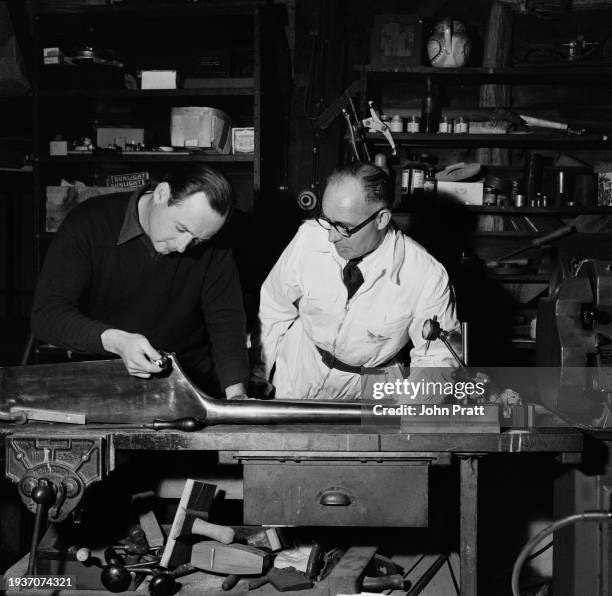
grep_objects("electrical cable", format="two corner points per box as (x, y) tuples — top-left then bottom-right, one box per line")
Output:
(511, 511), (612, 596)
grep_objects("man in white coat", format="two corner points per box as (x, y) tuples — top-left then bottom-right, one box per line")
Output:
(257, 162), (460, 401)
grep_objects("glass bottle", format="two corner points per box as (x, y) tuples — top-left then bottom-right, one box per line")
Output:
(421, 78), (440, 134)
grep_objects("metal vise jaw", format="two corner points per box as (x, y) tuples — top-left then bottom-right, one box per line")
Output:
(5, 435), (104, 522)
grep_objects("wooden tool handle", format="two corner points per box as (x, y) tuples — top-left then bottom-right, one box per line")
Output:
(191, 518), (235, 544)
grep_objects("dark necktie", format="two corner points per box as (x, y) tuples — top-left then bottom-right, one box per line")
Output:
(342, 258), (364, 300)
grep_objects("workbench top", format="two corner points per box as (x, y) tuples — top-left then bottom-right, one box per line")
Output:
(0, 415), (584, 455)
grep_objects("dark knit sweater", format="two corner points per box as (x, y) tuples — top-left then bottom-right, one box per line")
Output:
(31, 190), (249, 391)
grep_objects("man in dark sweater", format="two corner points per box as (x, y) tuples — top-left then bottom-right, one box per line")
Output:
(31, 164), (250, 398)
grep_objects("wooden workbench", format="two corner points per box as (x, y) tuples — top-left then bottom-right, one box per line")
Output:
(0, 411), (585, 596)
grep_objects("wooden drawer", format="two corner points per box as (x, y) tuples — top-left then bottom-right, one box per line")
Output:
(243, 461), (428, 527)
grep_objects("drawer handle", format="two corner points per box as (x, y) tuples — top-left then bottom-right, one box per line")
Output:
(319, 490), (351, 506)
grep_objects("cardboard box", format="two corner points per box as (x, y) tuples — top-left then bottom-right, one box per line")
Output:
(370, 15), (423, 67)
(95, 127), (149, 149)
(171, 107), (232, 154)
(141, 70), (177, 90)
(49, 140), (68, 156)
(437, 181), (484, 205)
(232, 127), (254, 153)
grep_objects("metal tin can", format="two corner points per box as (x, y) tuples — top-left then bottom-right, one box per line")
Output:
(515, 193), (525, 207)
(455, 117), (469, 134)
(438, 116), (454, 134)
(406, 116), (421, 133)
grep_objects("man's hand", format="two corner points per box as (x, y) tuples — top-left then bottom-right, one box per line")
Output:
(101, 329), (163, 378)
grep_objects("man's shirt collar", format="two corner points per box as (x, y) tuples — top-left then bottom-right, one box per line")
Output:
(117, 188), (147, 245)
(117, 188), (159, 258)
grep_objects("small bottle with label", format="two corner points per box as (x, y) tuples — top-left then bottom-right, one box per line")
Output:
(438, 116), (454, 134)
(406, 116), (421, 133)
(455, 117), (469, 134)
(410, 154), (427, 199)
(424, 168), (436, 196)
(390, 115), (403, 132)
(400, 167), (411, 206)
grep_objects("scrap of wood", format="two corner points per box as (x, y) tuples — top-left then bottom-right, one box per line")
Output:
(190, 541), (270, 575)
(138, 510), (164, 549)
(321, 546), (377, 596)
(10, 406), (86, 424)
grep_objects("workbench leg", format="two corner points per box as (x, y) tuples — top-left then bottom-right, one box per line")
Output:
(459, 456), (479, 596)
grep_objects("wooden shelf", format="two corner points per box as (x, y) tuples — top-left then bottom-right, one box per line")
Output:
(512, 338), (537, 350)
(355, 64), (612, 83)
(394, 206), (612, 215)
(38, 154), (254, 164)
(487, 273), (549, 283)
(36, 1), (264, 18)
(367, 132), (612, 149)
(467, 205), (612, 214)
(38, 80), (256, 99)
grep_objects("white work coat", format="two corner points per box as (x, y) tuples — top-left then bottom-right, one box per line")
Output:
(258, 221), (459, 400)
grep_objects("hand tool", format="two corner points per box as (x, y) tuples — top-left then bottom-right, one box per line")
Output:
(190, 541), (270, 575)
(486, 224), (577, 266)
(161, 480), (235, 569)
(362, 574), (407, 591)
(100, 547), (132, 593)
(221, 574), (241, 590)
(422, 318), (467, 370)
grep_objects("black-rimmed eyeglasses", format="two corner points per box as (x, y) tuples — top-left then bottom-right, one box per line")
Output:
(316, 207), (385, 238)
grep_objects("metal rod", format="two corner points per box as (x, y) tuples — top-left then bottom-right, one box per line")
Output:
(461, 322), (470, 367)
(441, 338), (467, 371)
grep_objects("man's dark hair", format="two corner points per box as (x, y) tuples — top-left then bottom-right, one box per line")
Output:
(163, 164), (234, 216)
(327, 162), (392, 208)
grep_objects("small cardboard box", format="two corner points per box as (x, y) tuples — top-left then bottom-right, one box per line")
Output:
(141, 70), (177, 90)
(437, 181), (484, 205)
(95, 127), (149, 149)
(232, 127), (254, 153)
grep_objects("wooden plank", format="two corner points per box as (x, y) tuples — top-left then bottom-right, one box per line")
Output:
(459, 456), (479, 596)
(322, 546), (377, 596)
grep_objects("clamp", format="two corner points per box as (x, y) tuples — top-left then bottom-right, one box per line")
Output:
(361, 101), (397, 156)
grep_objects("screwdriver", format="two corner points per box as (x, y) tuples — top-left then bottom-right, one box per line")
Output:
(143, 417), (206, 432)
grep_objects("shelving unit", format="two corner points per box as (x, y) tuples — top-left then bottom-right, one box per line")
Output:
(358, 61), (612, 362)
(30, 1), (289, 275)
(367, 132), (612, 149)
